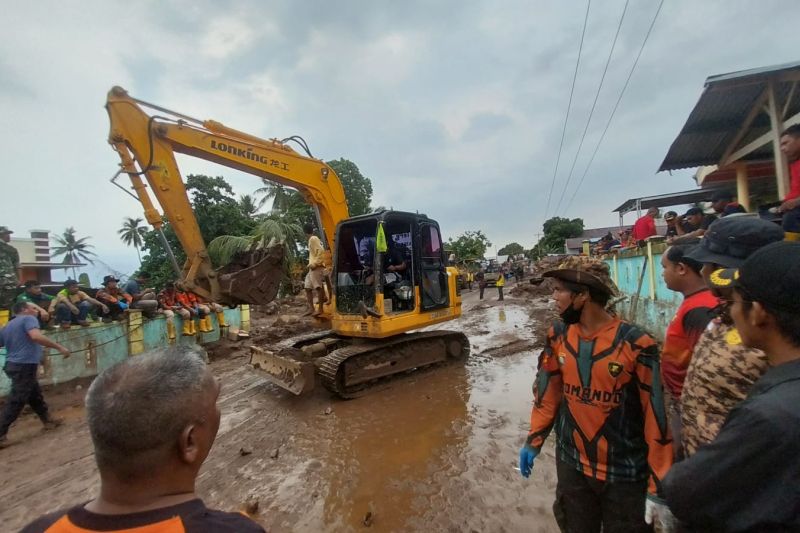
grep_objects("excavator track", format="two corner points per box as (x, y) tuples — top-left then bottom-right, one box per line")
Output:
(317, 330), (469, 398)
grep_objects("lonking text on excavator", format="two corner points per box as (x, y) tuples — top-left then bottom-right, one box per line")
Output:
(105, 87), (469, 397)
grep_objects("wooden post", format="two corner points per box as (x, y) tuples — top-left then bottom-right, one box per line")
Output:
(736, 163), (751, 212)
(582, 240), (591, 256)
(612, 254), (619, 285)
(240, 305), (250, 333)
(128, 310), (144, 356)
(767, 80), (790, 199)
(646, 240), (656, 300)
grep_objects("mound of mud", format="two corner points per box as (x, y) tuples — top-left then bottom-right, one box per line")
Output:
(509, 282), (551, 298)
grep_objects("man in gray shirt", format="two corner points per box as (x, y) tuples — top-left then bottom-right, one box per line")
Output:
(0, 301), (71, 446)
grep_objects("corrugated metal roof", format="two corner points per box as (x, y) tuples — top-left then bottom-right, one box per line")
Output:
(659, 61), (800, 172)
(613, 188), (723, 214)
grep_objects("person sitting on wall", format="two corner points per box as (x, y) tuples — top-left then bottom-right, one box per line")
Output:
(15, 280), (53, 327)
(123, 271), (159, 317)
(49, 279), (108, 329)
(95, 275), (133, 323)
(157, 282), (191, 338)
(196, 295), (229, 332)
(176, 287), (205, 336)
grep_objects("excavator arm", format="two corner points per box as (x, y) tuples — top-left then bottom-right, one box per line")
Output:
(105, 86), (349, 305)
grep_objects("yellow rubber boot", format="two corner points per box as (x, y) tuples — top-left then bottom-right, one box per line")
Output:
(166, 320), (176, 340)
(181, 320), (193, 336)
(200, 316), (213, 332)
(216, 311), (229, 328)
(191, 319), (199, 335)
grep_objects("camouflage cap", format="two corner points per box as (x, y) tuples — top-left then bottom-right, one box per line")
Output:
(0, 226), (12, 235)
(542, 255), (619, 297)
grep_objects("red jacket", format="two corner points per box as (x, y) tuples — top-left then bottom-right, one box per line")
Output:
(662, 289), (718, 398)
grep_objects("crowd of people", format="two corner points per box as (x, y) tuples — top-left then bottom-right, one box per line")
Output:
(2, 126), (800, 533)
(0, 270), (229, 339)
(518, 218), (800, 529)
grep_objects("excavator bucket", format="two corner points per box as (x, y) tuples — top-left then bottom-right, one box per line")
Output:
(217, 244), (285, 305)
(249, 346), (316, 395)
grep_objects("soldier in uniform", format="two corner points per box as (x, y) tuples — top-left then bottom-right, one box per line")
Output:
(680, 217), (784, 457)
(0, 226), (20, 312)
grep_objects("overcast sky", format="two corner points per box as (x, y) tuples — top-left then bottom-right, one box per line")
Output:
(2, 0), (799, 281)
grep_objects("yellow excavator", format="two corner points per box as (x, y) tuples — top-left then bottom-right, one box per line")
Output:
(105, 87), (468, 397)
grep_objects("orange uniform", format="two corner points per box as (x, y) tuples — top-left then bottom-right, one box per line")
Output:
(527, 318), (673, 496)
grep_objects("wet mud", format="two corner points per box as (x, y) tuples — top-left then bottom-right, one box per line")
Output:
(0, 289), (559, 532)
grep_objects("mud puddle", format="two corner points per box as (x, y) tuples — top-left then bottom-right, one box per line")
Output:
(0, 298), (559, 533)
(233, 299), (559, 532)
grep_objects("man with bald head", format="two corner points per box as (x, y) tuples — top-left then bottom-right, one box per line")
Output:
(22, 346), (264, 532)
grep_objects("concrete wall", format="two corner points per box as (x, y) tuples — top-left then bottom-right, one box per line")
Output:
(606, 242), (680, 340)
(0, 308), (243, 397)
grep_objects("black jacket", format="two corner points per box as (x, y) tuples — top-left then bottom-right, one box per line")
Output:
(664, 358), (800, 532)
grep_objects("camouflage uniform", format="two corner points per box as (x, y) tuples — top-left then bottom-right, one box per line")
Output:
(679, 318), (768, 457)
(0, 240), (20, 310)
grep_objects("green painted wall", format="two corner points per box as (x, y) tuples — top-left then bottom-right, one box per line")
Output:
(0, 309), (242, 397)
(606, 243), (681, 341)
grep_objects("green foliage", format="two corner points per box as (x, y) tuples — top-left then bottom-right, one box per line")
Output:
(498, 242), (524, 256)
(238, 194), (258, 217)
(539, 217), (584, 253)
(326, 158), (373, 216)
(138, 174), (257, 290)
(186, 175), (256, 241)
(447, 230), (492, 261)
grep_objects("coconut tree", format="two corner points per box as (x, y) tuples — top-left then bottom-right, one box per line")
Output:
(208, 215), (304, 268)
(118, 216), (148, 264)
(254, 181), (293, 211)
(238, 194), (259, 217)
(52, 227), (97, 279)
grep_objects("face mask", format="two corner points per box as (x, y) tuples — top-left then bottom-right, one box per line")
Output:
(560, 301), (583, 324)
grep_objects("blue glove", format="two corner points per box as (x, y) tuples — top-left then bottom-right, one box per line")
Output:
(118, 301), (129, 310)
(519, 444), (539, 478)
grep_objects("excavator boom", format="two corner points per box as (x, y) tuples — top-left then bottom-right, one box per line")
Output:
(105, 86), (349, 305)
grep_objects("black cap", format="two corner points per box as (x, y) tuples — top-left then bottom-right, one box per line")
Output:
(664, 211), (678, 221)
(685, 216), (784, 268)
(716, 241), (800, 313)
(102, 275), (120, 286)
(685, 207), (704, 217)
(63, 279), (79, 287)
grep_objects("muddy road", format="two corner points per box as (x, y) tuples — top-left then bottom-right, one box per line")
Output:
(1, 286), (559, 532)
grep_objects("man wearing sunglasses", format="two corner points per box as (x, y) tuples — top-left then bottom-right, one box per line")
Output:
(678, 216), (783, 458)
(664, 241), (800, 531)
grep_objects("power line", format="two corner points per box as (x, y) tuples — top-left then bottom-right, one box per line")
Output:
(563, 0), (665, 215)
(553, 0), (630, 216)
(542, 0), (592, 220)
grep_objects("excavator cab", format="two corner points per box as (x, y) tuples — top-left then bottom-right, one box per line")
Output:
(329, 210), (458, 338)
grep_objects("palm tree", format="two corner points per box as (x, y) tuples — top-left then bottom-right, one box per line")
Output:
(238, 194), (259, 217)
(254, 181), (294, 211)
(118, 217), (148, 264)
(52, 227), (97, 279)
(208, 215), (304, 268)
